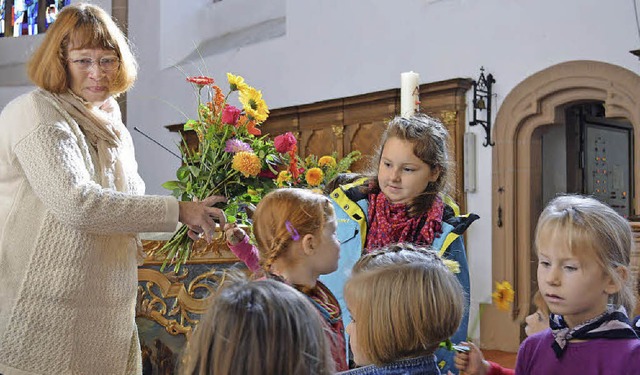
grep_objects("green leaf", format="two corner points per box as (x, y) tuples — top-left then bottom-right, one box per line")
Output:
(183, 119), (198, 131)
(189, 166), (201, 178)
(161, 180), (181, 190)
(177, 165), (191, 181)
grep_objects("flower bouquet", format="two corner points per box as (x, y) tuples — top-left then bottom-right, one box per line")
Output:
(158, 73), (360, 271)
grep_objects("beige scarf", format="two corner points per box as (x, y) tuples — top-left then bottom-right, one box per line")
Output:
(51, 91), (127, 191)
(45, 90), (145, 263)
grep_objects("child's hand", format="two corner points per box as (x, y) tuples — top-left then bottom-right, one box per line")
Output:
(224, 223), (246, 245)
(453, 341), (489, 375)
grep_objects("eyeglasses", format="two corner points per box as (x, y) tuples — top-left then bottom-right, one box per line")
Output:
(67, 57), (121, 72)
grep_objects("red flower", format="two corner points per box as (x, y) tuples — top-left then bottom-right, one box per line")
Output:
(274, 132), (297, 153)
(222, 105), (241, 126)
(186, 76), (215, 87)
(258, 169), (278, 179)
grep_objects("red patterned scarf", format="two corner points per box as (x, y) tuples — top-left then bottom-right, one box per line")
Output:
(366, 192), (444, 251)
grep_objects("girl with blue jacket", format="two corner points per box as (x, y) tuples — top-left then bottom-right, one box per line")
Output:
(320, 114), (478, 374)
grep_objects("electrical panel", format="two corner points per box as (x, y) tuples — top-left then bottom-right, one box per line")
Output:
(584, 122), (632, 218)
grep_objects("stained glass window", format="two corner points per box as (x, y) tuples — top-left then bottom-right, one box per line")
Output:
(0, 0), (70, 38)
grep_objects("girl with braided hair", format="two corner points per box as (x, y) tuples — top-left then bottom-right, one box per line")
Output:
(225, 188), (347, 371)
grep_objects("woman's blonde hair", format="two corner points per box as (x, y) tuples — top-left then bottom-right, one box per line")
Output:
(369, 115), (453, 216)
(180, 276), (334, 375)
(535, 194), (637, 314)
(27, 3), (137, 96)
(345, 243), (464, 366)
(252, 188), (335, 272)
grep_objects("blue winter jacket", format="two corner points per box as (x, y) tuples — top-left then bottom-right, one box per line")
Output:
(319, 178), (478, 374)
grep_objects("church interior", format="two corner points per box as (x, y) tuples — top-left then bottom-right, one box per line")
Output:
(1, 0), (640, 373)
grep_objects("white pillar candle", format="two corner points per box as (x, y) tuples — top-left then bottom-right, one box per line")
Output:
(400, 71), (420, 117)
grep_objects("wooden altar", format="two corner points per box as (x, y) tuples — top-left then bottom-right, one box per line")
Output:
(136, 235), (245, 375)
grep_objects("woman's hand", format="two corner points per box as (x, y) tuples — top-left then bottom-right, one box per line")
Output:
(454, 341), (489, 375)
(178, 195), (227, 243)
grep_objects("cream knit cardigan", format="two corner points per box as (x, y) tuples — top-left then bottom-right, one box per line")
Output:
(0, 90), (179, 375)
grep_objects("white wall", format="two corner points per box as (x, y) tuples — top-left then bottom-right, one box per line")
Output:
(2, 0), (639, 340)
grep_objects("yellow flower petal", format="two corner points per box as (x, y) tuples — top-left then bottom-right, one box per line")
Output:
(318, 155), (337, 168)
(239, 86), (269, 123)
(276, 170), (292, 186)
(227, 73), (248, 92)
(492, 281), (515, 311)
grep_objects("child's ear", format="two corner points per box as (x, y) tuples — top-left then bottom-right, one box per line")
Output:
(301, 233), (316, 256)
(429, 165), (441, 183)
(604, 266), (628, 295)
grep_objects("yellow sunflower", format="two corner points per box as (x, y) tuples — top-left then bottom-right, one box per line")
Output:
(227, 73), (249, 92)
(305, 167), (324, 187)
(232, 151), (261, 177)
(239, 86), (269, 123)
(318, 155), (337, 168)
(492, 281), (515, 311)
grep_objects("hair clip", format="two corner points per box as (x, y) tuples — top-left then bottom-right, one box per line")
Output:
(285, 221), (301, 241)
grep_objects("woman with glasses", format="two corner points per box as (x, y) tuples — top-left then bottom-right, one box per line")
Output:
(0, 4), (226, 375)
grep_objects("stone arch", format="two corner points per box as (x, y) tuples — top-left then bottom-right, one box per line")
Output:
(484, 60), (640, 350)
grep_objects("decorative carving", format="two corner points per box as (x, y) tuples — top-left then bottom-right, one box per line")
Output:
(141, 230), (241, 265)
(440, 110), (458, 128)
(332, 125), (345, 138)
(136, 266), (230, 339)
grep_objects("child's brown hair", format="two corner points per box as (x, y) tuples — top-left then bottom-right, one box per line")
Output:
(180, 276), (334, 375)
(369, 114), (452, 217)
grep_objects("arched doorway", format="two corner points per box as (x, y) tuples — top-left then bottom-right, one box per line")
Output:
(482, 60), (640, 351)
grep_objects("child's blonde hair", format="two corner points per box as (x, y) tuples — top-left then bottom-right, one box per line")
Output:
(370, 114), (452, 217)
(252, 188), (335, 272)
(534, 194), (637, 314)
(180, 276), (334, 375)
(345, 243), (464, 366)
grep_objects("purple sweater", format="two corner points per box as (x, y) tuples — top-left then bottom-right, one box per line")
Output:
(515, 329), (640, 375)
